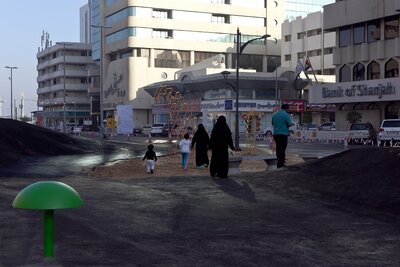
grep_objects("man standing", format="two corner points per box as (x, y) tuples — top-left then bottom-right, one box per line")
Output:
(272, 104), (293, 169)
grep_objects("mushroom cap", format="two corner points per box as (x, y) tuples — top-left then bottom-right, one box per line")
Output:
(13, 181), (83, 210)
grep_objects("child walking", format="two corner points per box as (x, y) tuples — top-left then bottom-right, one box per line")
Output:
(179, 133), (191, 170)
(142, 144), (157, 174)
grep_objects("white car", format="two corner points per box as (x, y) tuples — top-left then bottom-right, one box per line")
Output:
(378, 119), (400, 145)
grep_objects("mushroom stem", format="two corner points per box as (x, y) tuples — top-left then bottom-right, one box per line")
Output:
(44, 209), (54, 257)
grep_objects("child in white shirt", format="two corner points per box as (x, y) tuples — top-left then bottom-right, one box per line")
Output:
(179, 133), (191, 170)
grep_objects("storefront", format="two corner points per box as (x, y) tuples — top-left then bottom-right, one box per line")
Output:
(310, 78), (400, 130)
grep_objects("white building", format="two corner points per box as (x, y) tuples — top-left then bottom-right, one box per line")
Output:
(36, 43), (92, 128)
(281, 11), (337, 124)
(285, 0), (335, 20)
(89, 0), (283, 128)
(310, 0), (400, 131)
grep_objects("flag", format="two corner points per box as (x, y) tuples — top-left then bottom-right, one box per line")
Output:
(304, 57), (318, 84)
(293, 60), (304, 90)
(295, 59), (304, 78)
(304, 57), (312, 71)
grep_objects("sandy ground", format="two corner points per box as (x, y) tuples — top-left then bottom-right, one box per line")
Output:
(87, 150), (303, 179)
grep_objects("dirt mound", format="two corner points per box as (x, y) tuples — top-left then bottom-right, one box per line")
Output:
(256, 147), (400, 215)
(0, 119), (98, 166)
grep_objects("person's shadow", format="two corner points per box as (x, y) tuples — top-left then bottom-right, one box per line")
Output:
(213, 178), (257, 203)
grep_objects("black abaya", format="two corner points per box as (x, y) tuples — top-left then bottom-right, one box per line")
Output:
(191, 124), (210, 167)
(209, 116), (235, 178)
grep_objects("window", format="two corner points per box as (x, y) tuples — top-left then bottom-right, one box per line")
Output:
(384, 16), (399, 39)
(307, 29), (322, 37)
(353, 63), (365, 81)
(367, 20), (380, 42)
(211, 14), (229, 23)
(285, 55), (291, 61)
(297, 32), (306, 39)
(308, 49), (321, 57)
(353, 23), (365, 44)
(284, 35), (291, 42)
(367, 61), (380, 80)
(339, 26), (351, 47)
(339, 65), (351, 82)
(154, 50), (190, 68)
(152, 9), (171, 19)
(385, 59), (399, 78)
(324, 48), (333, 54)
(297, 52), (305, 60)
(153, 29), (172, 39)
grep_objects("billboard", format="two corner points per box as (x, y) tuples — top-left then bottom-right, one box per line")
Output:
(116, 105), (133, 135)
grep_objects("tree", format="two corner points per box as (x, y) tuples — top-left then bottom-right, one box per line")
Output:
(346, 111), (362, 124)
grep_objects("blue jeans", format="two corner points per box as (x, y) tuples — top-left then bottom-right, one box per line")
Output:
(181, 152), (189, 168)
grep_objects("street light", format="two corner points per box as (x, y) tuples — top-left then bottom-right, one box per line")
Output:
(5, 66), (18, 119)
(91, 24), (112, 139)
(233, 28), (270, 150)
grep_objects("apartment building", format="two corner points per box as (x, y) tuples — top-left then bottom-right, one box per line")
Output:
(89, 0), (283, 128)
(36, 43), (92, 128)
(310, 0), (400, 130)
(281, 11), (336, 124)
(285, 0), (335, 20)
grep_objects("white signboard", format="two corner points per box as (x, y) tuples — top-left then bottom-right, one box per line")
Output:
(200, 99), (277, 112)
(116, 105), (133, 135)
(310, 77), (400, 104)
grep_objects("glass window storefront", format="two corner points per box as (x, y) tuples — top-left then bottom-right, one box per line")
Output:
(384, 16), (399, 39)
(385, 59), (399, 78)
(353, 63), (365, 81)
(339, 26), (351, 47)
(339, 65), (351, 82)
(367, 61), (380, 80)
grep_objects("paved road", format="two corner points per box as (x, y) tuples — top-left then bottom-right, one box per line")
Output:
(1, 173), (399, 266)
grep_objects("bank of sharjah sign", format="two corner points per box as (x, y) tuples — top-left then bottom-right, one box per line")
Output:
(322, 82), (396, 99)
(105, 73), (123, 98)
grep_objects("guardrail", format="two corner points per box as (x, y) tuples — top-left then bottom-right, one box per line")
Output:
(291, 130), (349, 144)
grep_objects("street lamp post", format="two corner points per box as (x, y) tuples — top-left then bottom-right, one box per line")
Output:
(91, 24), (112, 139)
(233, 28), (270, 150)
(5, 66), (18, 119)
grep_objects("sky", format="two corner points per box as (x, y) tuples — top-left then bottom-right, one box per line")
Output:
(0, 0), (88, 118)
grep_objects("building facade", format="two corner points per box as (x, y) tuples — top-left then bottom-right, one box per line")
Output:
(89, 0), (283, 128)
(281, 11), (337, 124)
(36, 43), (92, 128)
(310, 0), (400, 130)
(285, 0), (335, 20)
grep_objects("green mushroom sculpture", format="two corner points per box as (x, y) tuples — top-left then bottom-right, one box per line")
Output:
(13, 181), (83, 257)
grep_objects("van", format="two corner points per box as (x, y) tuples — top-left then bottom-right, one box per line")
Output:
(378, 119), (400, 145)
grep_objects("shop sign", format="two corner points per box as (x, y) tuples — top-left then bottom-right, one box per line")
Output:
(282, 99), (305, 112)
(306, 104), (326, 112)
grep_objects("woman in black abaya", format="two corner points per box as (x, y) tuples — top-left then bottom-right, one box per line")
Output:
(191, 123), (210, 169)
(209, 116), (235, 178)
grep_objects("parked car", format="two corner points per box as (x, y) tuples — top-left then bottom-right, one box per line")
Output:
(263, 122), (298, 136)
(378, 119), (400, 145)
(142, 125), (152, 136)
(303, 123), (318, 131)
(132, 128), (142, 136)
(348, 122), (377, 144)
(318, 122), (336, 131)
(150, 123), (167, 136)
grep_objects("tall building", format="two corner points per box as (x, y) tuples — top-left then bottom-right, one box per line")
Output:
(310, 0), (400, 130)
(36, 43), (92, 129)
(90, 0), (283, 127)
(285, 0), (335, 20)
(80, 2), (91, 43)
